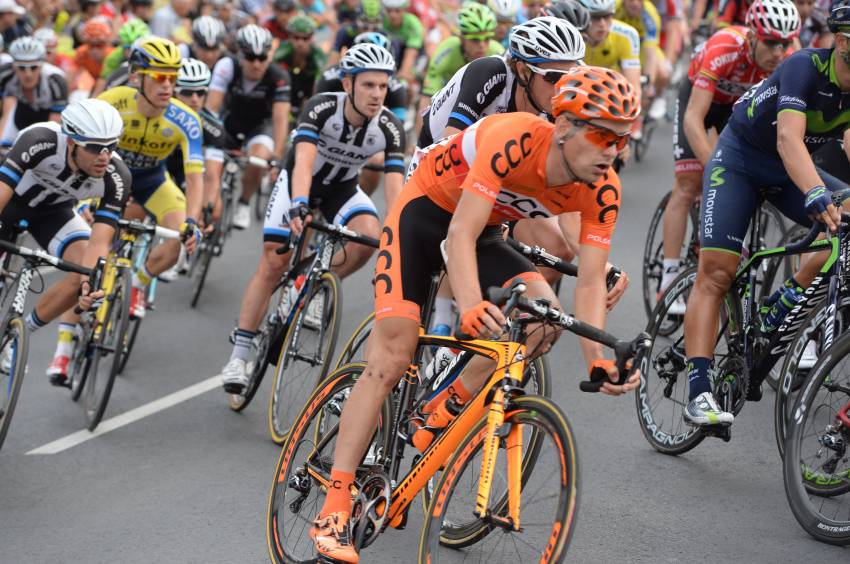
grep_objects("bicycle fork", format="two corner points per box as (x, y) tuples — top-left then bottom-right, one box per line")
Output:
(475, 341), (526, 531)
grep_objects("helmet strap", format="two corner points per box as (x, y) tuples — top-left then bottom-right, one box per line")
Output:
(517, 69), (554, 122)
(138, 74), (158, 109)
(347, 73), (371, 125)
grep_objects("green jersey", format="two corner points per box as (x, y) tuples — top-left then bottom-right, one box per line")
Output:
(100, 47), (126, 79)
(422, 36), (504, 96)
(384, 13), (424, 50)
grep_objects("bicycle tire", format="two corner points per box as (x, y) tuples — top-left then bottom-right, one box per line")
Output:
(783, 330), (850, 545)
(84, 267), (132, 431)
(266, 363), (394, 564)
(69, 321), (92, 402)
(636, 267), (721, 455)
(0, 316), (27, 451)
(268, 271), (342, 444)
(190, 231), (217, 308)
(641, 191), (699, 320)
(773, 296), (849, 457)
(333, 311), (375, 370)
(418, 394), (578, 563)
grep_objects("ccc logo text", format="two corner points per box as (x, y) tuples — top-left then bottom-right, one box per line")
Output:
(434, 143), (462, 176)
(491, 132), (532, 178)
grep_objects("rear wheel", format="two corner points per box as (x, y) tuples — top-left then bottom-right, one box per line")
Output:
(641, 191), (699, 319)
(0, 316), (28, 451)
(266, 364), (393, 563)
(190, 229), (218, 308)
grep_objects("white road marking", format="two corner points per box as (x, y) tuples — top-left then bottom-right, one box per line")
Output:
(26, 376), (221, 455)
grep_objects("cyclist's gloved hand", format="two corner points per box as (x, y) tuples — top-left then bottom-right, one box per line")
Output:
(181, 218), (202, 254)
(587, 358), (639, 396)
(75, 279), (105, 314)
(458, 300), (505, 339)
(287, 197), (311, 237)
(804, 185), (834, 217)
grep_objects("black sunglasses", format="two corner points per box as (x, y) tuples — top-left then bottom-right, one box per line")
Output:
(14, 64), (41, 72)
(760, 38), (791, 50)
(178, 88), (208, 97)
(242, 52), (268, 62)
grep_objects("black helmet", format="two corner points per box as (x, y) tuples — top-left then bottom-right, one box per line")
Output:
(828, 0), (850, 31)
(542, 0), (591, 31)
(273, 0), (296, 10)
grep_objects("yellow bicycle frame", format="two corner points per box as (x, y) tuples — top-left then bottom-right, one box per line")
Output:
(92, 231), (136, 338)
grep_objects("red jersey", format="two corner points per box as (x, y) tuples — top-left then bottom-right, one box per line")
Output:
(687, 26), (768, 105)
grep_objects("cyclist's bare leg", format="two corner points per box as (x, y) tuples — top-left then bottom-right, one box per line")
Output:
(143, 209), (184, 276)
(684, 250), (739, 357)
(240, 143), (272, 203)
(31, 239), (87, 322)
(662, 170), (701, 271)
(331, 316), (421, 473)
(236, 242), (292, 333)
(455, 278), (562, 395)
(512, 215), (576, 285)
(330, 214), (380, 279)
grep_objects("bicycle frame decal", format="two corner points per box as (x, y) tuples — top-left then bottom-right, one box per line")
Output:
(11, 268), (34, 316)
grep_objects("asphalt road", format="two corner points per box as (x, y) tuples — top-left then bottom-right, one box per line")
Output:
(1, 119), (848, 563)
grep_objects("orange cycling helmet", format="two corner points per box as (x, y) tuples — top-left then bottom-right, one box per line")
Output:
(83, 19), (113, 44)
(551, 66), (639, 122)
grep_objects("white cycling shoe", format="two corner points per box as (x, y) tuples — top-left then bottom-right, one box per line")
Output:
(220, 358), (253, 395)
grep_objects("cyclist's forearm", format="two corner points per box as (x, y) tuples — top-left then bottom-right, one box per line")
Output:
(203, 160), (223, 207)
(184, 173), (204, 220)
(272, 103), (291, 159)
(400, 47), (418, 80)
(574, 245), (609, 365)
(777, 122), (822, 193)
(643, 49), (658, 88)
(81, 224), (114, 276)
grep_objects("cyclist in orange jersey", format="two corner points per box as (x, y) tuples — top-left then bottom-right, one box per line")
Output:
(308, 66), (641, 563)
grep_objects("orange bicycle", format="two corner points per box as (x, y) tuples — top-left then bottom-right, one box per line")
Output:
(267, 281), (649, 562)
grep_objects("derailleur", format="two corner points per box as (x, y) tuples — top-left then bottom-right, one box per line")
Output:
(287, 466), (312, 514)
(653, 345), (686, 399)
(350, 470), (392, 552)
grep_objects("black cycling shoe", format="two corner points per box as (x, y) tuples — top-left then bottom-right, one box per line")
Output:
(49, 373), (71, 388)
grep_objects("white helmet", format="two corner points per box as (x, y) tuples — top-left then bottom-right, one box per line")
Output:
(488, 0), (520, 22)
(9, 36), (46, 63)
(579, 0), (615, 15)
(340, 43), (396, 74)
(177, 58), (212, 89)
(236, 24), (272, 56)
(509, 16), (585, 63)
(192, 16), (226, 49)
(381, 0), (409, 7)
(61, 99), (124, 144)
(33, 28), (58, 49)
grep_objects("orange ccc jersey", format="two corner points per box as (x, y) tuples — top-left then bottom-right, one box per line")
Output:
(407, 112), (622, 249)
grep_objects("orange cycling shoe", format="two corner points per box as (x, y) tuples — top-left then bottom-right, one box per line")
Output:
(310, 512), (358, 563)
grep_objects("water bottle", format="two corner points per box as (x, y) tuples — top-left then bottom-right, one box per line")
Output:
(761, 285), (803, 333)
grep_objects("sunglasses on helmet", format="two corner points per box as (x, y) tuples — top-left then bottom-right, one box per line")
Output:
(567, 117), (630, 151)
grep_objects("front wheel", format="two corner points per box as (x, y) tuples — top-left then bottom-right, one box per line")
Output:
(84, 268), (132, 430)
(783, 330), (850, 545)
(268, 271), (342, 444)
(0, 316), (28, 451)
(190, 230), (218, 308)
(419, 395), (578, 563)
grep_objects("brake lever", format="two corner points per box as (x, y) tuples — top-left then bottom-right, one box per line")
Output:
(579, 331), (650, 393)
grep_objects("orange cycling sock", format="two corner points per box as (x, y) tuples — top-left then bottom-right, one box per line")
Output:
(320, 469), (355, 519)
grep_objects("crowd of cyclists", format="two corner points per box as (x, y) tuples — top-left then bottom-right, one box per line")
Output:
(1, 0), (850, 559)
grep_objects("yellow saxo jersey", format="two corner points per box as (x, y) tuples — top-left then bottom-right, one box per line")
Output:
(585, 19), (641, 73)
(614, 0), (663, 66)
(97, 86), (205, 188)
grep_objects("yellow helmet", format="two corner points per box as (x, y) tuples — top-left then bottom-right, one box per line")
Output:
(129, 36), (181, 71)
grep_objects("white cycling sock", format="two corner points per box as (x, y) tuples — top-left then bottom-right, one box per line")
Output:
(54, 323), (76, 359)
(230, 329), (256, 362)
(660, 258), (681, 292)
(430, 297), (454, 330)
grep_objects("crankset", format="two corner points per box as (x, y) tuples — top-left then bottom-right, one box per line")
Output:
(715, 356), (748, 417)
(350, 470), (392, 552)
